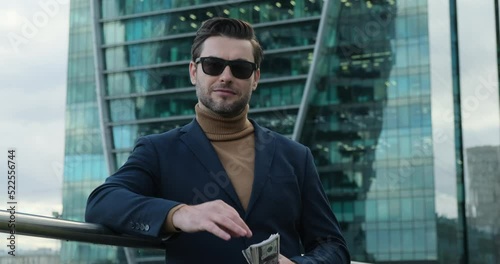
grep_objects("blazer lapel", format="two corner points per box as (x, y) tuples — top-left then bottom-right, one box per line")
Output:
(245, 121), (276, 218)
(179, 120), (244, 211)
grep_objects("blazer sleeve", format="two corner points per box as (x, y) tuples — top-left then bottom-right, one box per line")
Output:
(85, 136), (181, 237)
(290, 147), (351, 264)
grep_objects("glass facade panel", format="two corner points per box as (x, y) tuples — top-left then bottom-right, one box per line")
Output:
(256, 21), (319, 50)
(108, 91), (197, 122)
(133, 119), (190, 138)
(105, 66), (191, 96)
(250, 80), (305, 108)
(112, 124), (138, 150)
(260, 49), (313, 78)
(111, 119), (192, 151)
(103, 37), (192, 70)
(249, 109), (298, 135)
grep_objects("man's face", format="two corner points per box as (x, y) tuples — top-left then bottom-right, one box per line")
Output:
(189, 36), (260, 117)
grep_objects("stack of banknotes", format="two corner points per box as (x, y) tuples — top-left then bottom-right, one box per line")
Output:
(242, 233), (280, 264)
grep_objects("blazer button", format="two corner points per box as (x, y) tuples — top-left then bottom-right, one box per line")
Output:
(145, 224), (150, 231)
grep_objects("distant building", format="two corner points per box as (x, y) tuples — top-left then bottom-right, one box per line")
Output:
(465, 145), (500, 263)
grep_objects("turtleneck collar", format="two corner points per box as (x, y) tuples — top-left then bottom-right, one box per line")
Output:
(195, 103), (254, 141)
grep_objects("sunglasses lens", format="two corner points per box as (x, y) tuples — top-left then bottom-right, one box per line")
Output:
(230, 62), (254, 79)
(202, 58), (225, 76)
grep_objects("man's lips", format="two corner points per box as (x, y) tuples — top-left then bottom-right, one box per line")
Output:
(213, 88), (236, 95)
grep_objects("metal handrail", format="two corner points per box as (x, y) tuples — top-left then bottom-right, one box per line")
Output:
(0, 210), (370, 264)
(0, 210), (164, 249)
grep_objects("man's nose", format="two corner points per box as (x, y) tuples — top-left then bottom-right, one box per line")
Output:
(218, 65), (234, 81)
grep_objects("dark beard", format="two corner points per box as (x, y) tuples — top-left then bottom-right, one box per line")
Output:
(196, 86), (250, 118)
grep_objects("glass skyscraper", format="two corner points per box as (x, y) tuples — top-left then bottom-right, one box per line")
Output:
(61, 0), (126, 262)
(61, 0), (500, 263)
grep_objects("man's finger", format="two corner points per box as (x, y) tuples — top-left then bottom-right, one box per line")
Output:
(211, 213), (249, 237)
(204, 221), (231, 241)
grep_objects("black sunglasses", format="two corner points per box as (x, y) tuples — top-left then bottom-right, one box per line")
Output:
(195, 57), (257, 79)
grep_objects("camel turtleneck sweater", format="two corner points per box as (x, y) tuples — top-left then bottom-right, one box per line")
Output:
(165, 103), (255, 233)
(195, 103), (255, 210)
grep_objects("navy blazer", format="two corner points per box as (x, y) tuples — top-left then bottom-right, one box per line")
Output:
(86, 119), (350, 263)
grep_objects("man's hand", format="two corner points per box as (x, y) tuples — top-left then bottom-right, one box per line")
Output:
(279, 254), (295, 264)
(171, 199), (252, 240)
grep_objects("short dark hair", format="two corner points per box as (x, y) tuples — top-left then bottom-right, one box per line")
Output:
(191, 17), (263, 68)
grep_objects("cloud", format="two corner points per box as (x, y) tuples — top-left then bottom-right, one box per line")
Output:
(436, 192), (458, 219)
(429, 0), (500, 148)
(456, 0), (500, 148)
(0, 112), (65, 205)
(0, 1), (70, 55)
(0, 6), (69, 91)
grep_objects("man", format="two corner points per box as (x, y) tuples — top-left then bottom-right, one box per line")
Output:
(86, 17), (350, 263)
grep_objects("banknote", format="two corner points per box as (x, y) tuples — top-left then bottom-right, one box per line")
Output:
(242, 233), (280, 264)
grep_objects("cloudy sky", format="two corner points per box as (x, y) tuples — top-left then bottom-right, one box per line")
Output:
(0, 1), (69, 251)
(0, 0), (499, 254)
(456, 0), (500, 148)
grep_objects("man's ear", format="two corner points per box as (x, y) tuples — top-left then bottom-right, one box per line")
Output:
(252, 68), (260, 91)
(189, 61), (197, 85)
